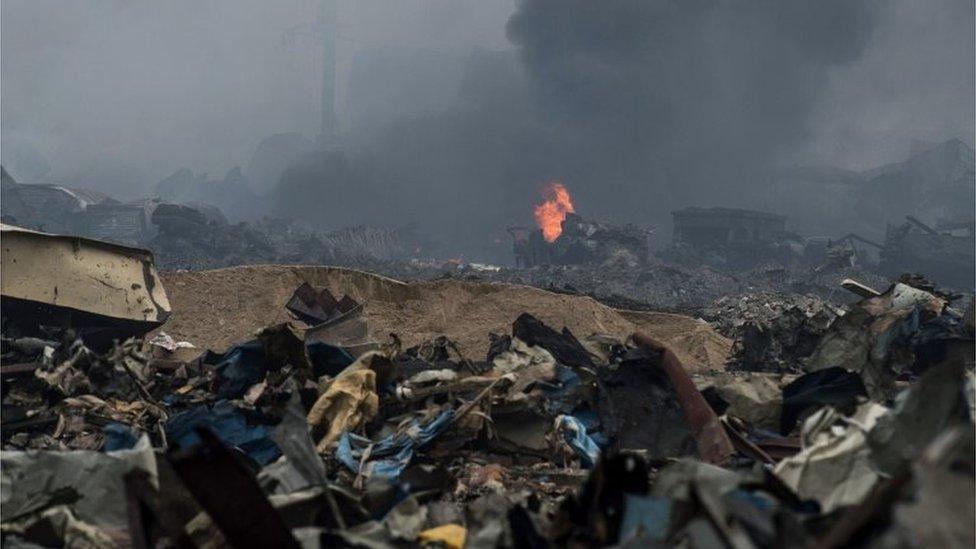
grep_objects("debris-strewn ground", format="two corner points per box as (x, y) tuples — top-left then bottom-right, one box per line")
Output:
(2, 257), (973, 548)
(156, 253), (896, 317)
(158, 265), (731, 372)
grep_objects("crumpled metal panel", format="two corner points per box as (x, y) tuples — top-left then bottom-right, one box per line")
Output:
(1, 223), (171, 325)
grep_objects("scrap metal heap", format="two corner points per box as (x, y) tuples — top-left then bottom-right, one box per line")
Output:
(1, 227), (974, 548)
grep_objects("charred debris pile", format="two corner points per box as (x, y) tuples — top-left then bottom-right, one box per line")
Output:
(1, 224), (974, 548)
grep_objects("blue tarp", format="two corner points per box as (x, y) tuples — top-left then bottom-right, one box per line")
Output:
(212, 341), (268, 399)
(336, 410), (454, 482)
(165, 400), (281, 465)
(103, 422), (140, 451)
(555, 415), (601, 468)
(538, 367), (609, 449)
(211, 340), (356, 399)
(538, 365), (583, 415)
(619, 495), (672, 541)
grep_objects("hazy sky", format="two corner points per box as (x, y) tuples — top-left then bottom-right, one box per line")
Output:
(801, 0), (975, 169)
(1, 0), (512, 189)
(1, 0), (972, 201)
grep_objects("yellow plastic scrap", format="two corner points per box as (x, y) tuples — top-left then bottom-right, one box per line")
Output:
(306, 350), (399, 453)
(307, 368), (378, 452)
(417, 524), (466, 549)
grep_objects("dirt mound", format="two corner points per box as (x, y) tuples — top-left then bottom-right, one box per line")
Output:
(159, 265), (731, 372)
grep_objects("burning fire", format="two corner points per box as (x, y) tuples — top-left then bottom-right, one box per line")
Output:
(534, 181), (575, 242)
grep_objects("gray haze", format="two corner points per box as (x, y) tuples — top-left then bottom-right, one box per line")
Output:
(2, 0), (973, 258)
(1, 0), (510, 195)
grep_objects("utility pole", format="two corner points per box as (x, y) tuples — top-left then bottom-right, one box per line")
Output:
(316, 0), (338, 147)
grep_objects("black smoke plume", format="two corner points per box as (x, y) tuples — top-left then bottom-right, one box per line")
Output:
(275, 1), (882, 258)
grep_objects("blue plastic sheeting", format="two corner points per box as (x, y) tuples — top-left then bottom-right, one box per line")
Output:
(619, 495), (672, 541)
(305, 341), (355, 378)
(538, 365), (582, 415)
(103, 422), (140, 451)
(336, 410), (454, 482)
(212, 341), (268, 399)
(555, 415), (601, 468)
(212, 340), (358, 399)
(872, 307), (921, 362)
(538, 367), (609, 448)
(571, 409), (609, 447)
(165, 400), (281, 465)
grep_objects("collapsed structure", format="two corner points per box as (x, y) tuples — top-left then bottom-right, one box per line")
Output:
(671, 207), (788, 249)
(0, 167), (423, 269)
(1, 167), (116, 236)
(882, 216), (976, 288)
(667, 206), (803, 270)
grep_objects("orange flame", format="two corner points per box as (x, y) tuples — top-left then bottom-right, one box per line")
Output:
(534, 181), (575, 242)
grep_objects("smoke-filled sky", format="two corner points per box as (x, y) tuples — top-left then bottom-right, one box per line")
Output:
(1, 1), (510, 190)
(2, 0), (973, 254)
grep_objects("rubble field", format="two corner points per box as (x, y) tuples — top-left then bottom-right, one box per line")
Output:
(1, 229), (974, 548)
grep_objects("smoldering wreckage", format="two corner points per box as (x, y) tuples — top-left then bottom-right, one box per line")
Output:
(1, 178), (975, 549)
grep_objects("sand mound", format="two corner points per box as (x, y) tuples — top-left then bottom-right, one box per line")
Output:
(159, 265), (731, 372)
